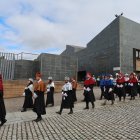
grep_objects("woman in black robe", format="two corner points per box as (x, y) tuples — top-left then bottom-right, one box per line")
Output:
(21, 78), (34, 112)
(0, 74), (7, 126)
(46, 77), (55, 107)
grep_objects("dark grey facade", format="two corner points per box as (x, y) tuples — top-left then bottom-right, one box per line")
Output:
(119, 16), (140, 73)
(62, 16), (140, 79)
(14, 60), (34, 80)
(36, 53), (77, 81)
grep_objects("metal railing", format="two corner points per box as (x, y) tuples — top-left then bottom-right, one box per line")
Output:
(0, 52), (15, 80)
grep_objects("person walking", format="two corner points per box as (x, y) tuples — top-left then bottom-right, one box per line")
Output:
(128, 73), (138, 100)
(0, 74), (7, 126)
(83, 72), (96, 109)
(99, 75), (105, 100)
(56, 77), (74, 115)
(46, 77), (55, 107)
(21, 78), (34, 112)
(33, 72), (46, 122)
(102, 75), (114, 105)
(116, 73), (125, 101)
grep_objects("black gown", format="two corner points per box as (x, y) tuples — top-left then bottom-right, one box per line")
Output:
(61, 90), (74, 109)
(46, 87), (54, 106)
(33, 91), (46, 115)
(84, 85), (95, 103)
(22, 85), (33, 109)
(33, 81), (46, 115)
(60, 82), (74, 109)
(0, 91), (6, 122)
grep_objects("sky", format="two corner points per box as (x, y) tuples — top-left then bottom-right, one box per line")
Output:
(0, 0), (140, 55)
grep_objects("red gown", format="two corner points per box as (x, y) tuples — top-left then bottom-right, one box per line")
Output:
(84, 78), (96, 102)
(0, 74), (6, 121)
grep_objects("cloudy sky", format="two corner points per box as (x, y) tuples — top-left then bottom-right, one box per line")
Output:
(0, 0), (140, 55)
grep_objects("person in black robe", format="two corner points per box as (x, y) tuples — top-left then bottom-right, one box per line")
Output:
(116, 73), (125, 101)
(46, 77), (55, 107)
(128, 73), (138, 100)
(137, 74), (140, 97)
(56, 76), (74, 115)
(83, 72), (96, 109)
(21, 78), (34, 112)
(0, 74), (7, 126)
(33, 72), (46, 122)
(102, 75), (114, 105)
(124, 73), (130, 96)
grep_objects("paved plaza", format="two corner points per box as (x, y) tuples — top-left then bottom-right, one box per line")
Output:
(1, 88), (140, 140)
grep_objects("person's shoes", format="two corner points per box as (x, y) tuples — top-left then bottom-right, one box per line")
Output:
(83, 107), (89, 110)
(56, 111), (61, 115)
(68, 111), (73, 114)
(92, 103), (95, 108)
(21, 108), (26, 112)
(111, 101), (114, 105)
(0, 119), (7, 126)
(34, 117), (42, 122)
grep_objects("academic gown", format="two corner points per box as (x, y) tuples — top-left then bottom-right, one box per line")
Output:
(104, 79), (114, 100)
(33, 79), (46, 115)
(0, 76), (6, 121)
(46, 82), (55, 106)
(22, 84), (33, 109)
(128, 77), (138, 97)
(116, 77), (125, 98)
(61, 82), (74, 109)
(84, 78), (96, 103)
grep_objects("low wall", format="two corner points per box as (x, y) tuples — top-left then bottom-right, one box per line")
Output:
(3, 80), (83, 98)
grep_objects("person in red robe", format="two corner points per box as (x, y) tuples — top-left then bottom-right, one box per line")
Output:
(116, 73), (125, 101)
(128, 72), (138, 100)
(0, 74), (7, 126)
(83, 72), (96, 109)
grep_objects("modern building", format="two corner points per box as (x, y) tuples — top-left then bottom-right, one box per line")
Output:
(62, 16), (140, 80)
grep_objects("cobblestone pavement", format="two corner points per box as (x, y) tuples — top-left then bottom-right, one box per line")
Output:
(1, 95), (140, 139)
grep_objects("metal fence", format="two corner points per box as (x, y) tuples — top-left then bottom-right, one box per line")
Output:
(0, 52), (77, 81)
(0, 52), (39, 80)
(0, 52), (15, 80)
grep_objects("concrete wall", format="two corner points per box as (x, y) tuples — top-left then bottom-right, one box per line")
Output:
(13, 53), (77, 81)
(76, 17), (120, 76)
(119, 16), (140, 74)
(61, 45), (84, 56)
(14, 60), (34, 79)
(37, 53), (78, 81)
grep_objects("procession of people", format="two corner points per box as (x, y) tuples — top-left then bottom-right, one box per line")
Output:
(1, 71), (140, 126)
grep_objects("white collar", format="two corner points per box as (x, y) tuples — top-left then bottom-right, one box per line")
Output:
(37, 79), (42, 83)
